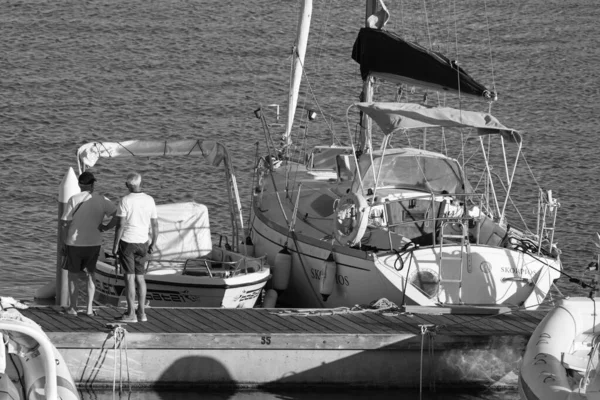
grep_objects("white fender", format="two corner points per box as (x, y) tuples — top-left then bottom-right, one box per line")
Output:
(271, 246), (292, 291)
(262, 289), (278, 308)
(320, 253), (337, 301)
(333, 192), (369, 246)
(241, 236), (255, 257)
(35, 280), (56, 300)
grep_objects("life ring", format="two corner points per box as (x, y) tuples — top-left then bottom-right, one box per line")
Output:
(333, 192), (369, 246)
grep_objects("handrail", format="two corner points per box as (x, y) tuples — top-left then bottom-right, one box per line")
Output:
(0, 318), (58, 400)
(370, 191), (486, 251)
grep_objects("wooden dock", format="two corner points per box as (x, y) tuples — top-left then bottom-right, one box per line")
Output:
(20, 305), (546, 390)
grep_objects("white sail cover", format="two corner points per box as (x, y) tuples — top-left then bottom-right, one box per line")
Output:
(356, 102), (521, 143)
(76, 139), (226, 173)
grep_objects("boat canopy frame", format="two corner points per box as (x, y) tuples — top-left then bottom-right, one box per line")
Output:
(75, 139), (245, 252)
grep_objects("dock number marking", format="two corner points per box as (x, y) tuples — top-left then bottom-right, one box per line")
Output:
(261, 336), (271, 345)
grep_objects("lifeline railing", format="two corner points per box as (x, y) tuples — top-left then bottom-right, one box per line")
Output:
(371, 191), (487, 251)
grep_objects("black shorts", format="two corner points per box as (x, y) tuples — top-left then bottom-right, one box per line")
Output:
(118, 241), (149, 275)
(66, 245), (100, 274)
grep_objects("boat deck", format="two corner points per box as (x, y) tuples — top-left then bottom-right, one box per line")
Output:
(19, 305), (547, 389)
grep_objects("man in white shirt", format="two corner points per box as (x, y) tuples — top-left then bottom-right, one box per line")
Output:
(61, 171), (117, 316)
(109, 172), (158, 323)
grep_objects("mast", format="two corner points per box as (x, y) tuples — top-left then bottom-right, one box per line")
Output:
(283, 0), (313, 154)
(358, 0), (385, 155)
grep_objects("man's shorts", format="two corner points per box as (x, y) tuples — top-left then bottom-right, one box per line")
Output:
(66, 245), (100, 274)
(118, 241), (149, 275)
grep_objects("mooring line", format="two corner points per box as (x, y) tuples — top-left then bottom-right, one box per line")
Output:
(107, 323), (131, 398)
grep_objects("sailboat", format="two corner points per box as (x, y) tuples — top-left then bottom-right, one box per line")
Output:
(248, 0), (562, 310)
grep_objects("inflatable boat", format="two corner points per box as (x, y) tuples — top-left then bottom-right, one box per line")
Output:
(0, 298), (79, 400)
(519, 297), (600, 400)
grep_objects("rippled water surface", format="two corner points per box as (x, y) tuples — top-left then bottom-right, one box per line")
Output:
(1, 0), (599, 398)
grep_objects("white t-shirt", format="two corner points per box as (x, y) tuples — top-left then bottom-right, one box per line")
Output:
(62, 192), (117, 246)
(117, 192), (157, 244)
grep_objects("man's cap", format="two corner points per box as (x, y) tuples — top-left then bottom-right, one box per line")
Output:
(78, 171), (96, 185)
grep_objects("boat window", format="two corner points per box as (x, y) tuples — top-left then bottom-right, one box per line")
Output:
(308, 147), (353, 170)
(358, 154), (464, 194)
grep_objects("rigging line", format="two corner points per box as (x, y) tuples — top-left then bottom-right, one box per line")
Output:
(452, 0), (462, 111)
(400, 0), (406, 38)
(472, 161), (532, 232)
(422, 0), (432, 50)
(296, 55), (338, 144)
(311, 0), (334, 77)
(346, 104), (365, 193)
(520, 151), (543, 190)
(483, 0), (497, 94)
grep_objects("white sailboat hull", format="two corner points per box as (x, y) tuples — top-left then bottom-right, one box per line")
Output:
(252, 204), (560, 309)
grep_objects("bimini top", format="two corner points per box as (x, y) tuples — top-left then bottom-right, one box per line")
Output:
(355, 102), (521, 144)
(76, 139), (227, 174)
(352, 147), (468, 196)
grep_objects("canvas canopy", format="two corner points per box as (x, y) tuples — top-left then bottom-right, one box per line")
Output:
(76, 139), (227, 173)
(75, 139), (244, 251)
(355, 102), (521, 143)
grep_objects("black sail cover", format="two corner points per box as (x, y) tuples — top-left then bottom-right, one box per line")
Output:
(352, 28), (495, 100)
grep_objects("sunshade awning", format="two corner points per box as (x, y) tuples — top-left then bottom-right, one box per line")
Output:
(76, 139), (227, 173)
(355, 102), (521, 143)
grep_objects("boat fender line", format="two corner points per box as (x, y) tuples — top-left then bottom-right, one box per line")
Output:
(419, 324), (438, 394)
(106, 323), (131, 394)
(333, 192), (369, 246)
(392, 242), (418, 272)
(320, 253), (337, 301)
(272, 246), (292, 292)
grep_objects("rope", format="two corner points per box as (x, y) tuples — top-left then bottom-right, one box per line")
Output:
(419, 324), (437, 398)
(272, 298), (403, 317)
(483, 0), (497, 95)
(109, 324), (131, 397)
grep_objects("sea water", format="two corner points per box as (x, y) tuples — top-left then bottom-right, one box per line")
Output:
(1, 0), (599, 398)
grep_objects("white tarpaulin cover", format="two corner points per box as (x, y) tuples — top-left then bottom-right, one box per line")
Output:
(151, 202), (212, 261)
(355, 102), (521, 143)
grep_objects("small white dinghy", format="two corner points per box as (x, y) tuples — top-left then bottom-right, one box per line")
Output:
(519, 297), (600, 400)
(0, 297), (79, 400)
(95, 201), (271, 308)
